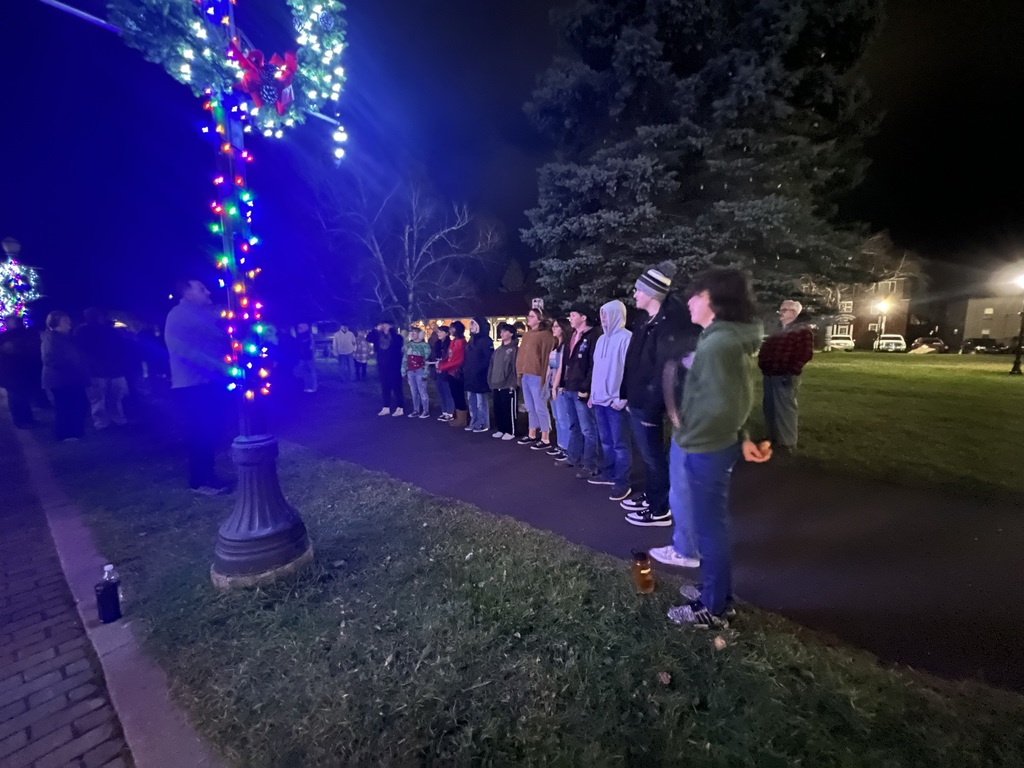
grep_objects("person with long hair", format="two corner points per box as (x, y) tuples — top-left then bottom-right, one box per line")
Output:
(463, 317), (494, 433)
(429, 325), (455, 420)
(438, 320), (468, 427)
(654, 268), (772, 629)
(515, 307), (556, 448)
(547, 317), (574, 460)
(41, 310), (89, 441)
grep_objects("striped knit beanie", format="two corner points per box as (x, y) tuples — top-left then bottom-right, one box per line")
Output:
(635, 261), (676, 301)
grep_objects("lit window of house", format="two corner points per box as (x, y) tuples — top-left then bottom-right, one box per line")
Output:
(982, 329), (991, 336)
(868, 323), (878, 331)
(839, 301), (853, 313)
(983, 307), (994, 316)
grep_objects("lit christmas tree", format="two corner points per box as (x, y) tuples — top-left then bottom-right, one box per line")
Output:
(0, 238), (41, 330)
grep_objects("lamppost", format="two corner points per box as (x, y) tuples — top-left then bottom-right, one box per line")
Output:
(1010, 274), (1024, 375)
(873, 299), (890, 351)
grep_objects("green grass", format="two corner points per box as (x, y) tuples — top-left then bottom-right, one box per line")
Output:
(767, 352), (1024, 495)
(37, 426), (1024, 767)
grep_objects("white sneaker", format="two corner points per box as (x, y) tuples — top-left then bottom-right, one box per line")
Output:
(408, 411), (419, 418)
(392, 407), (404, 417)
(501, 433), (515, 441)
(377, 407), (391, 416)
(418, 412), (430, 419)
(492, 431), (504, 438)
(464, 425), (475, 431)
(648, 545), (700, 568)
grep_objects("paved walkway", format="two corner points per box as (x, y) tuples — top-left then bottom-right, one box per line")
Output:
(277, 368), (1024, 691)
(0, 423), (131, 767)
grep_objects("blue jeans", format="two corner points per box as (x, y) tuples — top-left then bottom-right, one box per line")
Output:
(551, 392), (572, 450)
(763, 374), (800, 448)
(406, 369), (428, 414)
(629, 408), (669, 514)
(467, 392), (490, 430)
(594, 404), (630, 487)
(337, 353), (353, 381)
(669, 441), (741, 616)
(568, 393), (601, 472)
(436, 372), (454, 414)
(521, 374), (551, 433)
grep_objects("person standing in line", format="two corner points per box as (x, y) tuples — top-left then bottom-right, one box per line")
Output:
(488, 322), (519, 441)
(353, 329), (371, 381)
(0, 315), (41, 428)
(547, 317), (573, 460)
(332, 324), (357, 382)
(559, 305), (603, 477)
(588, 300), (633, 502)
(74, 307), (130, 429)
(463, 317), (494, 434)
(620, 263), (699, 527)
(401, 326), (431, 418)
(515, 307), (556, 448)
(294, 322), (318, 393)
(41, 311), (90, 442)
(438, 320), (468, 428)
(164, 279), (230, 494)
(429, 325), (455, 421)
(758, 299), (814, 454)
(367, 320), (405, 416)
(653, 268), (771, 628)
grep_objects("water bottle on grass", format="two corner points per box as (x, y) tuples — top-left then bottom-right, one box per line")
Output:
(631, 550), (655, 594)
(95, 564), (122, 623)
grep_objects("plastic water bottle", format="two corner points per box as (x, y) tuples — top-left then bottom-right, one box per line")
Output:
(95, 564), (122, 623)
(631, 550), (655, 594)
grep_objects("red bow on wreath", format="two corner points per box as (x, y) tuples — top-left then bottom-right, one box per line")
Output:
(230, 43), (298, 115)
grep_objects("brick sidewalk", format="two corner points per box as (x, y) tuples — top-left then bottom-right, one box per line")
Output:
(0, 421), (131, 768)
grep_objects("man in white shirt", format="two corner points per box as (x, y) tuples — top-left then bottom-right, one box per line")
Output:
(332, 324), (356, 381)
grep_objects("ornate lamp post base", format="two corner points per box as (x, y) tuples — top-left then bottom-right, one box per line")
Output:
(211, 434), (313, 589)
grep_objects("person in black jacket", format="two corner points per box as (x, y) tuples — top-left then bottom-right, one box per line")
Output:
(463, 316), (494, 434)
(0, 315), (41, 428)
(559, 303), (604, 477)
(367, 320), (405, 416)
(620, 263), (699, 527)
(41, 311), (90, 441)
(74, 308), (130, 428)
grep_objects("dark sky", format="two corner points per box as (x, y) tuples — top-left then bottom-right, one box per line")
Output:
(2, 0), (1023, 320)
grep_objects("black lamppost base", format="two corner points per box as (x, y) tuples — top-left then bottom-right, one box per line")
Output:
(211, 433), (313, 589)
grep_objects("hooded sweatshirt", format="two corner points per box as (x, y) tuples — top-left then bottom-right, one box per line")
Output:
(488, 335), (518, 390)
(675, 319), (763, 453)
(589, 300), (631, 408)
(463, 317), (494, 393)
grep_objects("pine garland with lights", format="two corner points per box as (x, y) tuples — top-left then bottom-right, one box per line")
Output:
(0, 258), (42, 328)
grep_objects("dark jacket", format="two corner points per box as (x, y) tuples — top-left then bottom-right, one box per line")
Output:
(74, 321), (129, 378)
(620, 297), (699, 415)
(561, 325), (603, 394)
(367, 328), (403, 374)
(41, 331), (89, 390)
(463, 318), (494, 394)
(0, 325), (41, 389)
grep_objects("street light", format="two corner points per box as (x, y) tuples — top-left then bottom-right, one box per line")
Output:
(873, 299), (890, 351)
(1010, 274), (1024, 375)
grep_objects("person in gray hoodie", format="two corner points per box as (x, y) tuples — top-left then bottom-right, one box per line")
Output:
(487, 323), (519, 440)
(587, 300), (633, 501)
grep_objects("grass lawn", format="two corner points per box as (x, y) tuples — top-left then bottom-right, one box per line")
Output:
(770, 352), (1024, 495)
(36, 424), (1024, 767)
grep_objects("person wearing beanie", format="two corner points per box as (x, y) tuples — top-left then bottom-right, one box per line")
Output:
(621, 261), (700, 528)
(463, 317), (494, 433)
(559, 303), (603, 477)
(587, 300), (633, 502)
(438, 320), (469, 427)
(515, 307), (556, 448)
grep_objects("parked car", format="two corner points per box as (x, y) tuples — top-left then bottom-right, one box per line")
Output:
(826, 333), (855, 351)
(313, 321), (340, 358)
(910, 337), (948, 353)
(960, 338), (1011, 355)
(873, 334), (907, 352)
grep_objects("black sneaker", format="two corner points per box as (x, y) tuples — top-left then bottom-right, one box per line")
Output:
(545, 445), (563, 456)
(517, 435), (537, 445)
(667, 600), (729, 629)
(586, 476), (614, 486)
(624, 509), (673, 527)
(620, 494), (649, 511)
(608, 485), (631, 502)
(679, 585), (737, 618)
(530, 441), (553, 451)
(554, 454), (570, 463)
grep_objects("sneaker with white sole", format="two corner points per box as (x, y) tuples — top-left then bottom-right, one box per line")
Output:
(648, 545), (700, 568)
(464, 425), (475, 431)
(608, 485), (631, 501)
(546, 446), (563, 456)
(587, 476), (614, 486)
(473, 426), (489, 433)
(667, 600), (729, 629)
(439, 413), (453, 422)
(492, 431), (505, 438)
(517, 435), (537, 445)
(620, 494), (650, 511)
(419, 413), (430, 419)
(554, 454), (570, 463)
(501, 433), (516, 441)
(679, 585), (737, 618)
(408, 411), (419, 418)
(392, 408), (404, 417)
(530, 441), (552, 451)
(625, 509), (673, 527)
(377, 407), (391, 416)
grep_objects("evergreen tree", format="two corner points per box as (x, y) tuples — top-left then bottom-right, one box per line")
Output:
(522, 0), (883, 309)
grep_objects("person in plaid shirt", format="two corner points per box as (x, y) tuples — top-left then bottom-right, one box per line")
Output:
(757, 300), (814, 452)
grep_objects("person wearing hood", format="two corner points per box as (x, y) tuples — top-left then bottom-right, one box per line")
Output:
(620, 263), (701, 527)
(367, 320), (405, 416)
(438, 320), (469, 427)
(463, 317), (494, 434)
(587, 300), (633, 502)
(758, 299), (814, 453)
(650, 268), (771, 630)
(515, 307), (556, 448)
(488, 323), (519, 440)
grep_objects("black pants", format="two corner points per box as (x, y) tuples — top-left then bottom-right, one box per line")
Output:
(50, 387), (87, 440)
(4, 386), (35, 427)
(449, 377), (467, 410)
(354, 361), (367, 380)
(492, 388), (517, 435)
(380, 368), (404, 410)
(175, 384), (226, 489)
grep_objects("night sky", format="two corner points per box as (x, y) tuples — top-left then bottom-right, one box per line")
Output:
(2, 0), (1023, 321)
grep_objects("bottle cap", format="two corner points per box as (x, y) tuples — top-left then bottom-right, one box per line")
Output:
(104, 564), (114, 571)
(631, 549), (648, 561)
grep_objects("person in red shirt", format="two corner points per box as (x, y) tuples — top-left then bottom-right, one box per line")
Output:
(438, 320), (468, 428)
(757, 299), (814, 453)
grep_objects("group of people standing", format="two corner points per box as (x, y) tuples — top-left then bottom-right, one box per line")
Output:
(354, 264), (815, 628)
